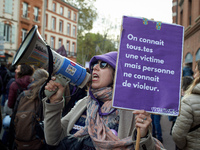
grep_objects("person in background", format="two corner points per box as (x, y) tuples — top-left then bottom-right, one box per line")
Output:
(181, 76), (193, 97)
(0, 75), (3, 97)
(12, 68), (49, 150)
(0, 106), (8, 150)
(6, 63), (15, 78)
(182, 62), (193, 77)
(62, 68), (90, 117)
(169, 76), (193, 135)
(2, 64), (33, 147)
(3, 65), (16, 116)
(0, 62), (9, 106)
(62, 81), (88, 117)
(151, 114), (163, 143)
(8, 64), (34, 109)
(172, 60), (200, 150)
(0, 105), (2, 136)
(43, 51), (165, 150)
(168, 76), (193, 150)
(5, 65), (16, 99)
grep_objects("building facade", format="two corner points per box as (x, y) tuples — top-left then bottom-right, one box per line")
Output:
(0, 0), (19, 63)
(45, 0), (78, 62)
(18, 0), (44, 48)
(173, 0), (200, 70)
(0, 0), (78, 64)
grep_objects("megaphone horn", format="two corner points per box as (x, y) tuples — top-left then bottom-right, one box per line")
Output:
(12, 25), (91, 97)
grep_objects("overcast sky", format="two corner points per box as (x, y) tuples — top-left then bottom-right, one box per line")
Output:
(91, 0), (173, 38)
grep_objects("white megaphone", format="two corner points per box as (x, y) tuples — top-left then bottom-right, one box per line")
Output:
(12, 25), (91, 98)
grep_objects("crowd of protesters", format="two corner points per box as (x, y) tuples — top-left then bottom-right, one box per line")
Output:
(0, 56), (199, 150)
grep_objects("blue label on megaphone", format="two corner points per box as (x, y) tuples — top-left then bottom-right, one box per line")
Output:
(55, 58), (86, 86)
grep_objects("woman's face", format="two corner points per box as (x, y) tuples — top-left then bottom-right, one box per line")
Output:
(91, 60), (114, 89)
(15, 65), (21, 78)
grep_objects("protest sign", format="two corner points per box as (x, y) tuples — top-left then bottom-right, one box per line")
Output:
(112, 16), (184, 116)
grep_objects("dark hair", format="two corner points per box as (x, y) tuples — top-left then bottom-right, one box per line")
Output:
(182, 76), (193, 91)
(0, 107), (2, 133)
(185, 60), (200, 95)
(17, 64), (34, 78)
(0, 62), (6, 67)
(9, 65), (16, 72)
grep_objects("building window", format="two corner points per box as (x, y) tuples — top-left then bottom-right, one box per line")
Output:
(52, 17), (56, 30)
(22, 28), (27, 41)
(74, 13), (76, 21)
(58, 39), (62, 48)
(1, 23), (15, 43)
(185, 52), (193, 63)
(188, 0), (192, 25)
(73, 26), (76, 37)
(59, 20), (63, 32)
(34, 7), (39, 21)
(72, 43), (75, 56)
(180, 10), (183, 25)
(52, 3), (56, 12)
(60, 7), (63, 15)
(67, 23), (71, 35)
(68, 10), (71, 19)
(51, 37), (55, 48)
(23, 2), (28, 18)
(5, 0), (12, 14)
(4, 24), (11, 42)
(66, 41), (70, 55)
(196, 49), (200, 61)
(45, 14), (48, 28)
(11, 25), (15, 43)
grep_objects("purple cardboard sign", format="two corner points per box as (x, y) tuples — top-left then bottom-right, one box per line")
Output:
(112, 16), (184, 116)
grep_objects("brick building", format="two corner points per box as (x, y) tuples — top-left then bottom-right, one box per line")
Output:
(44, 0), (78, 62)
(18, 0), (44, 48)
(172, 0), (200, 70)
(0, 0), (78, 64)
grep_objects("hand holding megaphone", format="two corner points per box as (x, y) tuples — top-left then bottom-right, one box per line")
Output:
(44, 75), (66, 103)
(44, 71), (91, 98)
(44, 74), (70, 99)
(12, 25), (91, 99)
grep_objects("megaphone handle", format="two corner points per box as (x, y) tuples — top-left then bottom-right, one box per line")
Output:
(44, 74), (70, 98)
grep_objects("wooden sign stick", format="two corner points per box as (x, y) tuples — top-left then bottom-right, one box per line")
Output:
(135, 128), (140, 150)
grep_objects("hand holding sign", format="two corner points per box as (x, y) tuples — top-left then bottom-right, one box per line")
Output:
(113, 16), (184, 116)
(112, 16), (183, 150)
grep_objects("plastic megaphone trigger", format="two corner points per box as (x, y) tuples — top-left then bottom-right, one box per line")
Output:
(44, 74), (71, 98)
(45, 71), (91, 98)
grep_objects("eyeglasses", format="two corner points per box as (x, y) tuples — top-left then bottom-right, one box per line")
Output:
(91, 61), (109, 70)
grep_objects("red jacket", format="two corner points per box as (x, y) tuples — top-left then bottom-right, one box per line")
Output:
(8, 75), (32, 108)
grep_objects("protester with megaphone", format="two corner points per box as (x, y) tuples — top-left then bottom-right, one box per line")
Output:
(43, 51), (165, 150)
(11, 25), (91, 96)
